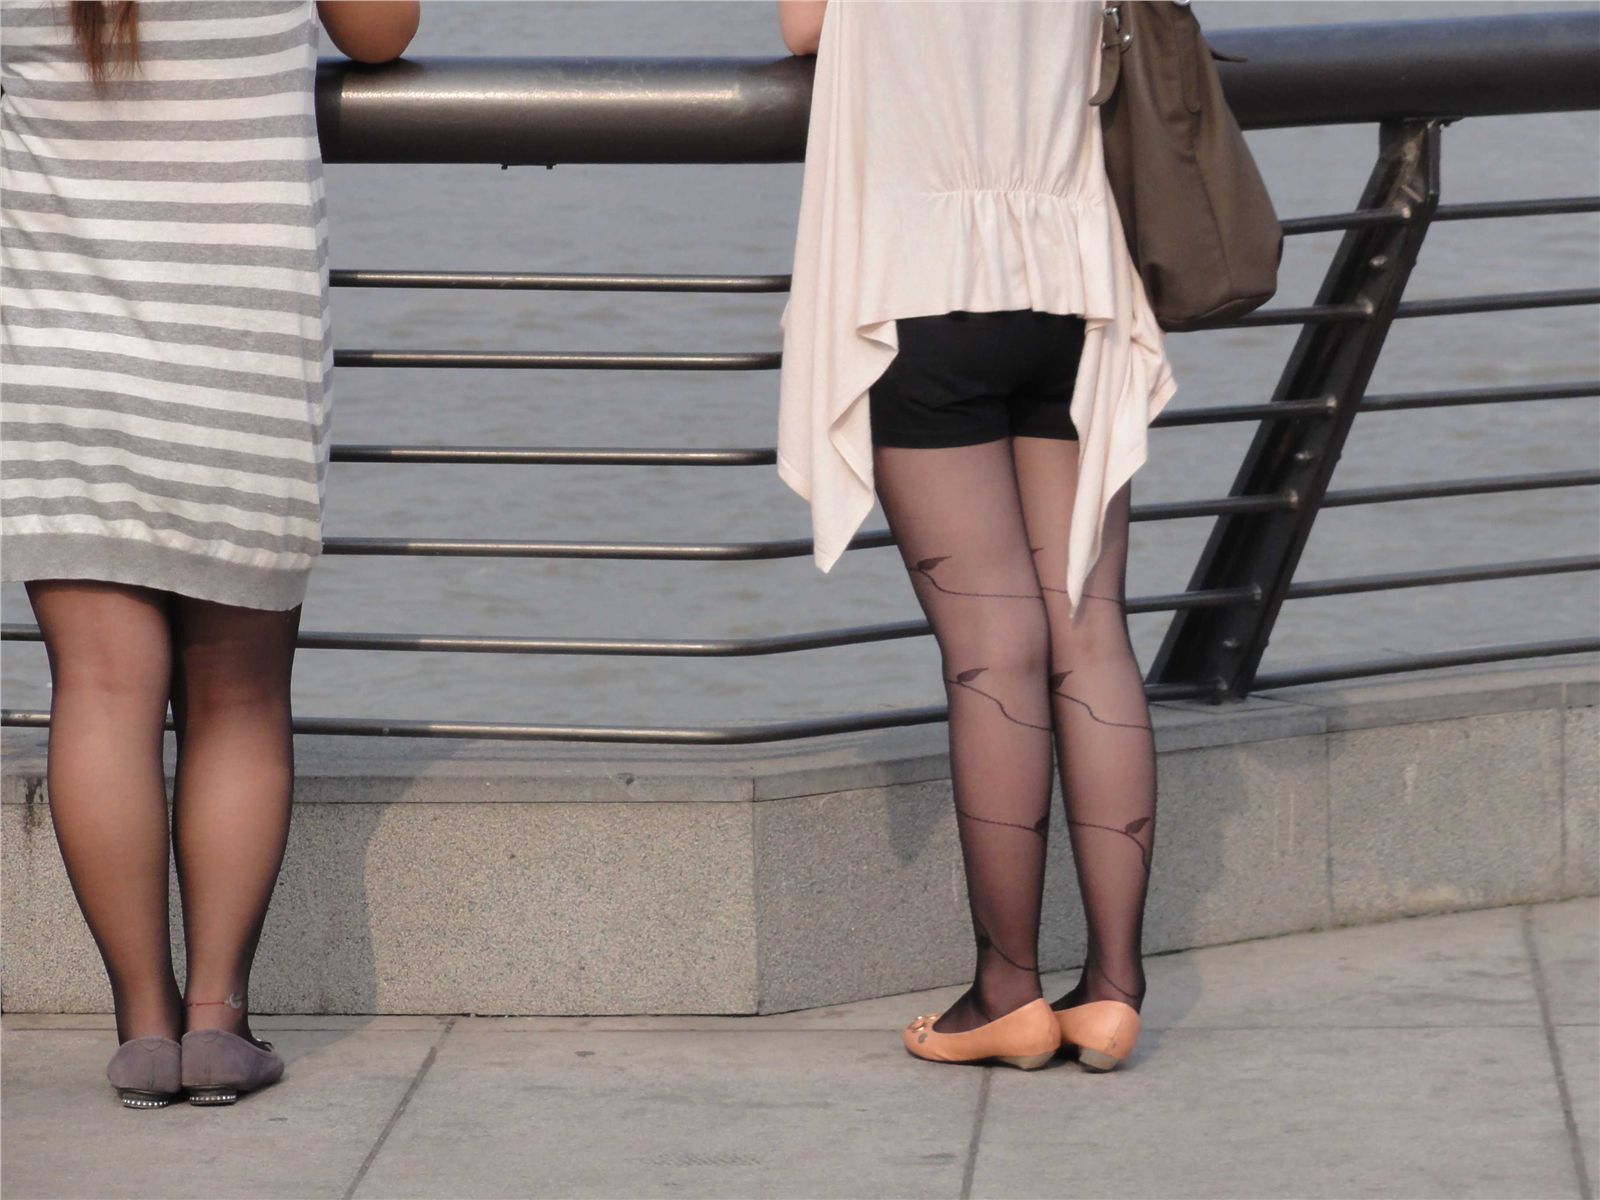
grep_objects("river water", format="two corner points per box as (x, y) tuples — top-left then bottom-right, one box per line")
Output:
(3, 1), (1597, 732)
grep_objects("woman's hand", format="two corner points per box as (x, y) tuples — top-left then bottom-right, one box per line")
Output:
(778, 0), (828, 56)
(317, 1), (420, 64)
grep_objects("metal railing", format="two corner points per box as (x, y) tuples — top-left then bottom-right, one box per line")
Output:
(4, 11), (1598, 743)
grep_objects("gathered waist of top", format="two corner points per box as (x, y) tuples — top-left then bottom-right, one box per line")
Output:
(855, 185), (1125, 331)
(909, 184), (1106, 206)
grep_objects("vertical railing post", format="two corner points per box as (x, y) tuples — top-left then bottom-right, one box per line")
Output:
(1148, 118), (1445, 700)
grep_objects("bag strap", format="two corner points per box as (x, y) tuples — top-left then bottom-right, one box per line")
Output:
(1089, 3), (1245, 106)
(1089, 4), (1130, 107)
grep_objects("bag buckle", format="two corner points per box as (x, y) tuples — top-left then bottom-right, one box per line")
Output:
(1103, 5), (1132, 50)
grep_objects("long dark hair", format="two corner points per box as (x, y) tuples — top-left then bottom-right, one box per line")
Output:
(70, 1), (139, 86)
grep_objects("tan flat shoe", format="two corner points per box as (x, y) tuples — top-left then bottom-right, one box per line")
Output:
(903, 998), (1060, 1070)
(1056, 1000), (1141, 1072)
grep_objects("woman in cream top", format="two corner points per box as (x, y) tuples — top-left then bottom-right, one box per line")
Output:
(778, 0), (1173, 1070)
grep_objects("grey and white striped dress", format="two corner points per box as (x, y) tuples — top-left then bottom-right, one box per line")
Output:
(1, 0), (331, 610)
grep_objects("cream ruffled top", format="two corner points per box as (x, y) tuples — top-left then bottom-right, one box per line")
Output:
(777, 0), (1177, 616)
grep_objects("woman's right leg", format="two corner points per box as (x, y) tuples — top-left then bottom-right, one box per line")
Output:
(168, 596), (300, 1042)
(874, 438), (1056, 1035)
(25, 580), (181, 1042)
(1012, 442), (1156, 1011)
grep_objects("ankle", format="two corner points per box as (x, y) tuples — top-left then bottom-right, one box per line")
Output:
(116, 1020), (181, 1043)
(974, 978), (1044, 1021)
(112, 987), (182, 1043)
(183, 991), (250, 1037)
(1053, 974), (1145, 1012)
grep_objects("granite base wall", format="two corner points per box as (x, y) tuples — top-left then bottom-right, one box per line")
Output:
(3, 660), (1594, 1015)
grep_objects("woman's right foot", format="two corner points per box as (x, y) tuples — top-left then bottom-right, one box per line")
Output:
(181, 1029), (284, 1105)
(106, 1036), (182, 1109)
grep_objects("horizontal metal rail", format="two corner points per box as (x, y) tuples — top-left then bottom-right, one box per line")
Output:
(0, 586), (1260, 662)
(339, 210), (1589, 298)
(1226, 301), (1372, 328)
(1, 686), (1217, 742)
(12, 561), (1582, 665)
(1280, 208), (1408, 236)
(1434, 196), (1600, 222)
(1319, 468), (1599, 509)
(0, 620), (930, 660)
(1359, 380), (1600, 413)
(0, 704), (950, 746)
(1151, 397), (1336, 427)
(1279, 196), (1600, 238)
(326, 195), (1595, 295)
(321, 532), (890, 561)
(328, 282), (1595, 367)
(318, 495), (1295, 561)
(1392, 287), (1600, 320)
(325, 384), (1592, 470)
(330, 445), (777, 466)
(325, 400), (1343, 469)
(334, 350), (779, 371)
(1285, 555), (1600, 600)
(5, 640), (1591, 738)
(339, 386), (1600, 469)
(1214, 286), (1596, 333)
(312, 473), (1600, 562)
(1250, 637), (1600, 692)
(330, 269), (790, 292)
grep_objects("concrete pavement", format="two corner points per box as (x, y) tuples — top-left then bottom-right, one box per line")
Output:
(2, 899), (1595, 1199)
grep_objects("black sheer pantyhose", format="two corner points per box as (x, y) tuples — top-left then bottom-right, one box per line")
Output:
(169, 596), (300, 1040)
(26, 582), (301, 1044)
(28, 582), (182, 1043)
(873, 436), (1155, 1034)
(1014, 437), (1155, 1012)
(875, 440), (1054, 1034)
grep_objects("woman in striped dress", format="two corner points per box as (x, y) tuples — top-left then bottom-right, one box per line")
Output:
(1, 0), (417, 1107)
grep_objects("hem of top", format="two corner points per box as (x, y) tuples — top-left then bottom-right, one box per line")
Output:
(1, 533), (314, 611)
(775, 453), (811, 501)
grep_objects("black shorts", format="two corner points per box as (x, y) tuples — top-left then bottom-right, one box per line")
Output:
(868, 309), (1086, 448)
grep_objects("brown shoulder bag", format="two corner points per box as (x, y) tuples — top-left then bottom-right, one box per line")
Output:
(1091, 1), (1283, 331)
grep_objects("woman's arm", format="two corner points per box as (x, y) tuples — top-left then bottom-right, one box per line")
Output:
(778, 0), (828, 56)
(317, 1), (420, 64)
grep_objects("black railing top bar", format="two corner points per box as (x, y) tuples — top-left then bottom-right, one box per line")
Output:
(315, 11), (1600, 165)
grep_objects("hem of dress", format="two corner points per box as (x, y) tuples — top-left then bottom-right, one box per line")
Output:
(1, 534), (313, 610)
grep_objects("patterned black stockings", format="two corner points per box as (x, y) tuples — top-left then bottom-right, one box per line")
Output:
(873, 437), (1155, 1034)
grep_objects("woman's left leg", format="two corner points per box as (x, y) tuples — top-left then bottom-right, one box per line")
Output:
(168, 596), (301, 1038)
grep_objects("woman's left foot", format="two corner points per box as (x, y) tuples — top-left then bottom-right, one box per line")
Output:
(903, 998), (1060, 1069)
(1055, 1000), (1141, 1072)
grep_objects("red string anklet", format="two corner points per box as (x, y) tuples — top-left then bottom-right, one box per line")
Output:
(186, 993), (244, 1010)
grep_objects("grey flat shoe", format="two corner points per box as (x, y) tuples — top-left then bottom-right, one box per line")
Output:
(180, 1029), (284, 1106)
(106, 1036), (182, 1109)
